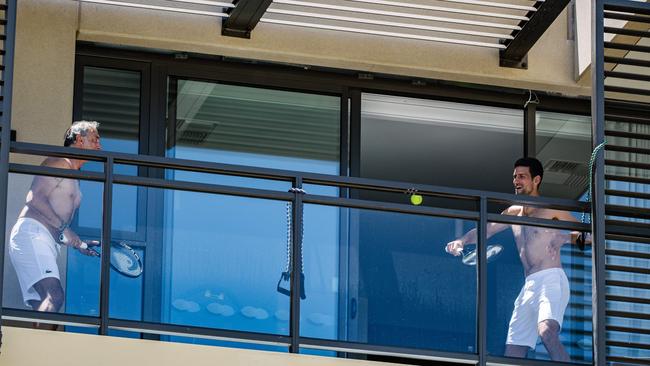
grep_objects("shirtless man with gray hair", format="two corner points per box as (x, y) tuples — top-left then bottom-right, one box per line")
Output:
(9, 121), (102, 316)
(446, 157), (589, 362)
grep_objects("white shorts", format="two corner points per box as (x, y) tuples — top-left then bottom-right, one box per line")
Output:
(506, 267), (570, 349)
(8, 217), (61, 305)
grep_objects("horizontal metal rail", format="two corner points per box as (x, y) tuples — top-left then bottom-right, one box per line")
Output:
(607, 248), (650, 260)
(605, 70), (650, 83)
(606, 189), (650, 201)
(606, 204), (650, 220)
(606, 264), (650, 275)
(606, 295), (650, 305)
(607, 325), (650, 335)
(607, 145), (650, 156)
(605, 129), (650, 140)
(10, 141), (588, 212)
(605, 41), (650, 54)
(299, 336), (478, 364)
(606, 158), (650, 170)
(605, 85), (650, 97)
(607, 340), (650, 350)
(486, 355), (579, 366)
(606, 356), (650, 365)
(108, 318), (291, 347)
(605, 113), (650, 125)
(606, 279), (650, 290)
(606, 174), (650, 185)
(9, 163), (105, 181)
(604, 26), (650, 38)
(605, 56), (650, 69)
(604, 11), (650, 23)
(2, 308), (100, 328)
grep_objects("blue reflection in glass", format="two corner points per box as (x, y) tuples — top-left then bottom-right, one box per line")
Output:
(302, 204), (478, 354)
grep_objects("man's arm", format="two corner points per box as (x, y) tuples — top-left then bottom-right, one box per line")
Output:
(552, 209), (592, 249)
(445, 206), (516, 256)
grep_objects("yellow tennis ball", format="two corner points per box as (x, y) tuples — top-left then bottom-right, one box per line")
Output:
(410, 194), (423, 205)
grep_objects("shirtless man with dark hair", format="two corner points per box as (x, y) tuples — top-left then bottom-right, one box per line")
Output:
(446, 157), (589, 362)
(9, 121), (101, 316)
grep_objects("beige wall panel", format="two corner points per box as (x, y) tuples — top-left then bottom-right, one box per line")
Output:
(0, 327), (409, 366)
(73, 2), (589, 96)
(12, 0), (78, 150)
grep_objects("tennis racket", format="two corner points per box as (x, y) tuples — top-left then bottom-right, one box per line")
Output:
(455, 244), (504, 266)
(59, 234), (143, 277)
(109, 241), (143, 277)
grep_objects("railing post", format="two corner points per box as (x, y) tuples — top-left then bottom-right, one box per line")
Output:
(99, 157), (114, 335)
(289, 176), (304, 353)
(0, 0), (18, 350)
(477, 196), (487, 366)
(591, 0), (606, 364)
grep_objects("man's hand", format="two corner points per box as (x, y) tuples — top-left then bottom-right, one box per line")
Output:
(61, 229), (100, 257)
(79, 240), (100, 257)
(570, 231), (591, 251)
(446, 240), (464, 256)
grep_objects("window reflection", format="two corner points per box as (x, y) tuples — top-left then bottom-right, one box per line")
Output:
(302, 203), (478, 354)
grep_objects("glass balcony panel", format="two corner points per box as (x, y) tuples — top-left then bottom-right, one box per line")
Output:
(301, 202), (477, 354)
(106, 184), (291, 337)
(2, 172), (103, 318)
(486, 220), (592, 364)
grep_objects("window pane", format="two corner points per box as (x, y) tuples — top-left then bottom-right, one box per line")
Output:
(302, 202), (477, 354)
(167, 79), (340, 177)
(3, 172), (102, 317)
(536, 111), (591, 199)
(361, 93), (523, 194)
(77, 66), (141, 234)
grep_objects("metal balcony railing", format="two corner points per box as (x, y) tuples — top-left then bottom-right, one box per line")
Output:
(1, 140), (591, 366)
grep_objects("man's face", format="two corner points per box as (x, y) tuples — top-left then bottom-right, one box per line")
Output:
(513, 166), (539, 195)
(77, 129), (102, 151)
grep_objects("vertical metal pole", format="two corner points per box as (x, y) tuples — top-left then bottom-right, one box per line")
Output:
(348, 90), (361, 179)
(0, 0), (18, 349)
(99, 157), (114, 335)
(340, 89), (350, 178)
(289, 177), (304, 353)
(477, 197), (488, 366)
(524, 102), (537, 158)
(591, 0), (606, 365)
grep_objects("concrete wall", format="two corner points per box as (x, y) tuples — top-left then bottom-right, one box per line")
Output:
(0, 327), (407, 366)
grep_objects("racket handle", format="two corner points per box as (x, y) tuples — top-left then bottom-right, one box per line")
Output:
(58, 233), (88, 249)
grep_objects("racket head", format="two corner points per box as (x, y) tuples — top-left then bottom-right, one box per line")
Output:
(461, 244), (503, 266)
(110, 241), (143, 277)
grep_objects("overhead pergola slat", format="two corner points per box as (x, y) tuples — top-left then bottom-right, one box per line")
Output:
(499, 0), (572, 68)
(222, 0), (274, 38)
(76, 0), (572, 68)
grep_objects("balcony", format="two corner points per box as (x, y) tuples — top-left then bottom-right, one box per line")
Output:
(2, 140), (593, 365)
